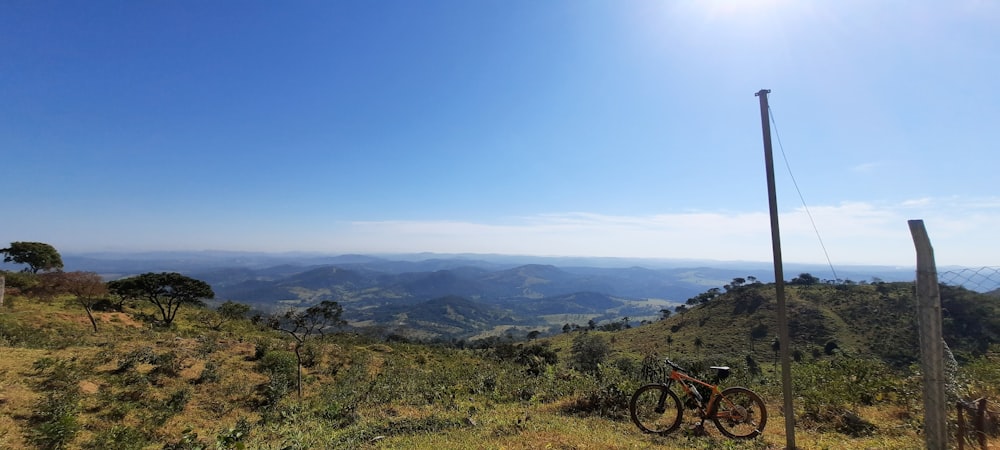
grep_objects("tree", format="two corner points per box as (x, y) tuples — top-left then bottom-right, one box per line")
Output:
(59, 272), (107, 333)
(1, 241), (63, 274)
(771, 337), (781, 369)
(789, 273), (820, 286)
(686, 287), (722, 305)
(570, 332), (609, 375)
(107, 272), (214, 326)
(32, 271), (106, 332)
(268, 300), (346, 397)
(106, 277), (144, 311)
(659, 309), (672, 320)
(203, 301), (251, 331)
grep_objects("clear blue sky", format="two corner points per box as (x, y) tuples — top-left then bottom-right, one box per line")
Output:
(3, 0), (998, 267)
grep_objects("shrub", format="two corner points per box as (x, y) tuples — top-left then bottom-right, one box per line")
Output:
(560, 365), (636, 419)
(197, 359), (221, 384)
(252, 338), (271, 361)
(792, 356), (909, 435)
(28, 357), (83, 449)
(115, 346), (156, 373)
(153, 350), (183, 378)
(570, 333), (610, 375)
(256, 350), (298, 408)
(85, 425), (147, 450)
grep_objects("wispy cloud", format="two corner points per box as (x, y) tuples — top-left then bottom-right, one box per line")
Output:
(333, 197), (1000, 267)
(850, 162), (882, 173)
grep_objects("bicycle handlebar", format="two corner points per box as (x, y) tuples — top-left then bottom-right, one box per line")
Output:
(664, 358), (686, 373)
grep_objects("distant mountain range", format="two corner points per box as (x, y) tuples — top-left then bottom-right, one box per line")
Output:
(51, 251), (921, 341)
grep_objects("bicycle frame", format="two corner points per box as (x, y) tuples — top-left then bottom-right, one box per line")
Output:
(666, 368), (722, 416)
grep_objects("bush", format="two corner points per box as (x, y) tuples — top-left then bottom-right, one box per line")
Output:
(792, 356), (910, 435)
(153, 350), (182, 378)
(256, 350), (298, 408)
(570, 333), (610, 375)
(252, 338), (271, 361)
(560, 365), (636, 419)
(115, 347), (156, 373)
(197, 359), (221, 384)
(85, 425), (147, 450)
(28, 357), (83, 449)
(961, 347), (1000, 399)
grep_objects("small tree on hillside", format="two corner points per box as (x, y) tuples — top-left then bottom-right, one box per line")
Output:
(789, 273), (820, 286)
(570, 332), (610, 376)
(1, 241), (63, 274)
(32, 271), (107, 332)
(107, 272), (214, 326)
(60, 272), (107, 333)
(203, 300), (251, 331)
(268, 300), (346, 397)
(771, 337), (781, 369)
(105, 277), (145, 311)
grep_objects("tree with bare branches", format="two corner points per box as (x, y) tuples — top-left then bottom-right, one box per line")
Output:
(268, 301), (346, 397)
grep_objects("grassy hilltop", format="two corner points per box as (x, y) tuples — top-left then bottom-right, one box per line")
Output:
(1, 276), (998, 449)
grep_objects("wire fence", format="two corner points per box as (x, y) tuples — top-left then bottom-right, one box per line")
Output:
(939, 267), (1000, 294)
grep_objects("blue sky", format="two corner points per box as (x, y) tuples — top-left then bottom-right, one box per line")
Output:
(3, 0), (998, 267)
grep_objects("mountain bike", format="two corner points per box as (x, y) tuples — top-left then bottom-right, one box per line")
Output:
(629, 358), (767, 439)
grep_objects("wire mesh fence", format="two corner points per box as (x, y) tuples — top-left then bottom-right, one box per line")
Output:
(939, 267), (1000, 294)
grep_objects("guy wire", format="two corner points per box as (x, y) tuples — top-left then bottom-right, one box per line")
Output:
(767, 105), (840, 282)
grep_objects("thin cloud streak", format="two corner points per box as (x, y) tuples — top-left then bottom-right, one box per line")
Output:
(340, 198), (1000, 267)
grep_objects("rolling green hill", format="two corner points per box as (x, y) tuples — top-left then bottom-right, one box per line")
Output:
(2, 274), (999, 449)
(607, 280), (1000, 370)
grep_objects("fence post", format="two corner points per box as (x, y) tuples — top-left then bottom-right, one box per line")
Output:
(958, 402), (966, 450)
(976, 398), (987, 450)
(908, 219), (948, 450)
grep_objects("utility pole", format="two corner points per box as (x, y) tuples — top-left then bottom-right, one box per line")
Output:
(756, 89), (796, 449)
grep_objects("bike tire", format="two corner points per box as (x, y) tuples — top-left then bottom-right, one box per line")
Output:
(711, 386), (767, 439)
(629, 384), (683, 435)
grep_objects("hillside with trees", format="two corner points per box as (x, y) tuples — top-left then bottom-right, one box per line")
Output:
(1, 243), (998, 449)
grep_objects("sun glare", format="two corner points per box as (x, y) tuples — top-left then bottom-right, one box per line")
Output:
(699, 0), (790, 19)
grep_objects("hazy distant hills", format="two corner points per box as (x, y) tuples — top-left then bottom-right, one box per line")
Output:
(54, 251), (921, 341)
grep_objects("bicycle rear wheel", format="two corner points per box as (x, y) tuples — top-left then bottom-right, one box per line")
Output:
(712, 387), (767, 438)
(629, 384), (683, 435)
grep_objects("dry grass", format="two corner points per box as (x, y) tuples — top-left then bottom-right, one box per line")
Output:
(0, 294), (989, 450)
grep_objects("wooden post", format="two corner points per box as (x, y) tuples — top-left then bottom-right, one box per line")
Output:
(908, 219), (947, 450)
(958, 402), (966, 450)
(0, 275), (4, 307)
(975, 398), (987, 450)
(956, 400), (965, 450)
(757, 88), (796, 449)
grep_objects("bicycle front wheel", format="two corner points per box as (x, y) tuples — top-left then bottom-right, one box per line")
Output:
(712, 387), (767, 439)
(629, 384), (683, 435)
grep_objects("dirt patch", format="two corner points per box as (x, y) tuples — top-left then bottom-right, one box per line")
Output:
(97, 312), (145, 328)
(79, 380), (100, 394)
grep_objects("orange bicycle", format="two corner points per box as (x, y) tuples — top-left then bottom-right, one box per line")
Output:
(629, 358), (767, 438)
